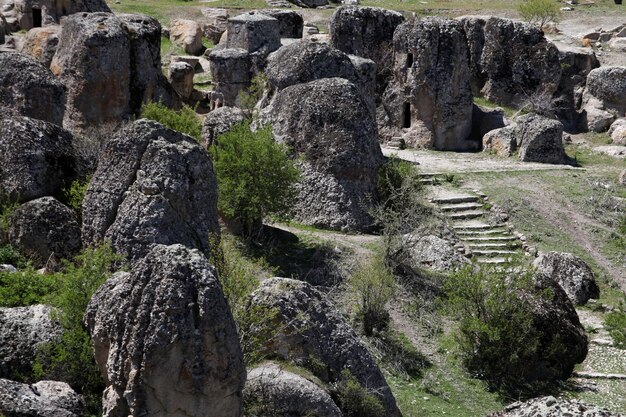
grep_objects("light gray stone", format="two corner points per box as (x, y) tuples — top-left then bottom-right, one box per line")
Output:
(0, 379), (84, 417)
(533, 252), (600, 305)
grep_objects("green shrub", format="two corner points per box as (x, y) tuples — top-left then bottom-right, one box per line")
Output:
(237, 73), (268, 112)
(60, 177), (90, 217)
(140, 101), (202, 141)
(0, 266), (59, 307)
(333, 369), (386, 417)
(0, 198), (18, 232)
(518, 0), (560, 29)
(377, 156), (421, 212)
(0, 245), (27, 268)
(605, 310), (626, 349)
(348, 253), (395, 336)
(210, 121), (300, 236)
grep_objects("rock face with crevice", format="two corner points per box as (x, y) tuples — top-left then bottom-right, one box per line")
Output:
(533, 252), (600, 305)
(0, 379), (84, 417)
(581, 66), (626, 132)
(248, 277), (401, 417)
(82, 119), (219, 262)
(20, 26), (60, 67)
(85, 244), (245, 417)
(261, 77), (382, 232)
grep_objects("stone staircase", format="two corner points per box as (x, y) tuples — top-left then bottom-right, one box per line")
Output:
(265, 0), (292, 7)
(429, 188), (530, 265)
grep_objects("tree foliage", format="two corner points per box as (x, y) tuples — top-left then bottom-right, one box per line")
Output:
(140, 101), (202, 141)
(518, 0), (560, 29)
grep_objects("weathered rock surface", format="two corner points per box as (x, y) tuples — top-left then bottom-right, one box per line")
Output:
(168, 61), (195, 99)
(20, 26), (60, 67)
(482, 126), (516, 157)
(0, 379), (84, 417)
(84, 244), (244, 417)
(208, 48), (251, 107)
(381, 17), (476, 150)
(82, 119), (219, 262)
(244, 362), (342, 417)
(3, 0), (110, 31)
(581, 66), (626, 132)
(248, 278), (401, 417)
(170, 19), (203, 55)
(0, 305), (62, 379)
(0, 51), (65, 125)
(261, 77), (383, 232)
(286, 0), (327, 8)
(7, 197), (81, 267)
(259, 10), (303, 38)
(329, 6), (404, 101)
(405, 234), (469, 272)
(609, 118), (626, 145)
(201, 106), (244, 147)
(459, 16), (561, 107)
(489, 395), (621, 417)
(226, 12), (280, 57)
(472, 104), (506, 141)
(533, 252), (600, 305)
(620, 169), (626, 185)
(0, 110), (77, 204)
(515, 113), (566, 164)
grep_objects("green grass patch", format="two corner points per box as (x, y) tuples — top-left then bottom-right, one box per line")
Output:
(473, 96), (519, 118)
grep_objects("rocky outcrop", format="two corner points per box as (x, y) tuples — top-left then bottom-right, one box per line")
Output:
(0, 52), (65, 125)
(244, 362), (342, 417)
(248, 278), (400, 417)
(581, 66), (626, 132)
(82, 119), (219, 262)
(482, 126), (516, 157)
(609, 118), (626, 145)
(472, 104), (506, 141)
(226, 12), (280, 57)
(381, 18), (476, 150)
(201, 106), (244, 147)
(0, 379), (84, 417)
(0, 305), (62, 380)
(2, 0), (110, 31)
(261, 77), (383, 232)
(20, 26), (60, 67)
(459, 16), (561, 107)
(168, 61), (195, 99)
(489, 395), (621, 417)
(84, 244), (245, 417)
(0, 110), (77, 204)
(533, 252), (600, 305)
(405, 234), (469, 272)
(208, 48), (251, 107)
(169, 19), (203, 55)
(329, 6), (404, 101)
(515, 114), (566, 164)
(7, 197), (81, 268)
(258, 10), (303, 38)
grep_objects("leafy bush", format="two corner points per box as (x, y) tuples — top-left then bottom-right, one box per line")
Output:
(210, 121), (300, 237)
(518, 0), (560, 29)
(0, 244), (27, 268)
(237, 73), (268, 112)
(0, 198), (18, 232)
(333, 369), (386, 417)
(60, 177), (90, 217)
(443, 264), (547, 394)
(0, 266), (59, 307)
(377, 156), (422, 212)
(140, 101), (201, 141)
(348, 253), (395, 336)
(605, 310), (626, 349)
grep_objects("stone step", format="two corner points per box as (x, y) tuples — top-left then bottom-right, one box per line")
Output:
(432, 195), (480, 204)
(440, 202), (483, 212)
(453, 223), (506, 231)
(420, 177), (436, 185)
(463, 236), (519, 242)
(456, 229), (510, 237)
(471, 250), (518, 258)
(474, 257), (511, 265)
(573, 371), (626, 380)
(448, 210), (486, 220)
(467, 242), (522, 250)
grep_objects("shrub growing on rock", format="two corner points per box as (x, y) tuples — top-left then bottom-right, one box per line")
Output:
(140, 101), (201, 141)
(518, 0), (560, 29)
(210, 121), (299, 237)
(332, 369), (386, 417)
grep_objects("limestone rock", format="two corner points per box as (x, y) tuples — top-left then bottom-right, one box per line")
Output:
(4, 0), (110, 31)
(208, 48), (251, 107)
(84, 244), (244, 417)
(381, 17), (475, 150)
(261, 77), (383, 232)
(170, 19), (203, 55)
(533, 252), (600, 305)
(286, 0), (328, 8)
(619, 169), (626, 185)
(515, 113), (566, 164)
(482, 126), (517, 157)
(406, 234), (470, 272)
(0, 110), (77, 204)
(329, 6), (404, 100)
(0, 305), (62, 380)
(244, 362), (342, 417)
(248, 278), (401, 417)
(0, 379), (84, 417)
(82, 119), (219, 262)
(20, 26), (60, 67)
(226, 12), (280, 56)
(609, 118), (626, 145)
(0, 51), (65, 125)
(259, 9), (303, 38)
(201, 106), (244, 147)
(488, 395), (621, 417)
(7, 197), (81, 268)
(459, 16), (561, 107)
(168, 61), (194, 99)
(581, 66), (626, 132)
(472, 104), (506, 141)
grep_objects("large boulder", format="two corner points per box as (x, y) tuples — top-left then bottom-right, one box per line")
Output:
(0, 110), (77, 204)
(244, 362), (342, 417)
(5, 0), (110, 31)
(84, 244), (245, 417)
(168, 61), (195, 99)
(0, 305), (62, 380)
(515, 113), (566, 164)
(261, 77), (383, 232)
(459, 16), (561, 107)
(0, 51), (65, 125)
(201, 106), (245, 147)
(329, 6), (404, 101)
(472, 104), (506, 141)
(20, 26), (60, 67)
(248, 278), (401, 417)
(581, 66), (626, 132)
(7, 197), (81, 268)
(258, 10), (303, 38)
(405, 234), (470, 272)
(533, 252), (600, 305)
(208, 48), (251, 107)
(609, 118), (626, 145)
(381, 17), (476, 150)
(226, 12), (280, 57)
(169, 19), (203, 55)
(82, 119), (219, 263)
(0, 379), (84, 417)
(482, 126), (516, 157)
(488, 395), (621, 417)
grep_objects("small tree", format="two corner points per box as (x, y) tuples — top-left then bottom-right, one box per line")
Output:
(140, 101), (202, 141)
(210, 121), (300, 237)
(518, 0), (560, 29)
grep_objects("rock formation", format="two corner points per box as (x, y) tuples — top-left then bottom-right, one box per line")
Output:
(201, 106), (245, 147)
(82, 119), (219, 262)
(0, 51), (65, 125)
(261, 77), (383, 232)
(169, 19), (203, 55)
(208, 48), (251, 107)
(0, 0), (110, 31)
(20, 25), (60, 67)
(84, 244), (245, 417)
(533, 252), (600, 305)
(489, 395), (621, 417)
(248, 277), (401, 417)
(515, 114), (566, 164)
(581, 66), (626, 132)
(0, 379), (84, 417)
(257, 10), (303, 38)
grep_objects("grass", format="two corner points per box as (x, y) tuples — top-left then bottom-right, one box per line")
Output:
(473, 96), (520, 118)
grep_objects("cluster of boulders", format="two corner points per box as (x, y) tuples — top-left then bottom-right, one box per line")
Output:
(489, 395), (622, 417)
